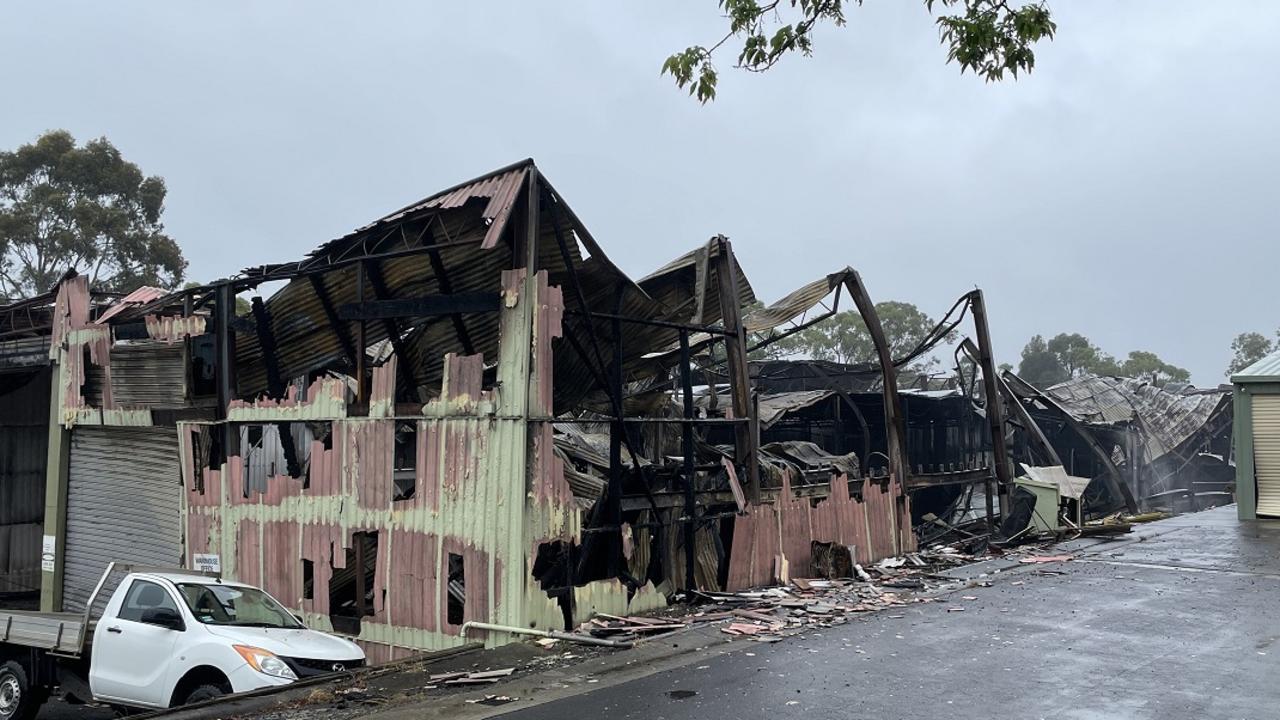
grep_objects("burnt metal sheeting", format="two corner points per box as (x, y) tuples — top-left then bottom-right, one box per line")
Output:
(357, 164), (528, 250)
(750, 390), (837, 430)
(638, 239), (756, 327)
(760, 440), (860, 479)
(752, 359), (884, 394)
(645, 267), (854, 366)
(741, 270), (848, 333)
(1039, 375), (1229, 462)
(235, 206), (515, 398)
(232, 161), (671, 408)
(0, 336), (51, 371)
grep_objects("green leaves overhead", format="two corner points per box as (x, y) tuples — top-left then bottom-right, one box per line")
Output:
(665, 0), (1055, 102)
(0, 130), (186, 299)
(931, 0), (1056, 81)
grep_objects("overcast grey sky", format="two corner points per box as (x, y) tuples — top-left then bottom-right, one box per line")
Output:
(2, 1), (1276, 384)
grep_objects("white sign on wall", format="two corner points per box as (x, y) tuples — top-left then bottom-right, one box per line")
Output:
(192, 553), (222, 574)
(41, 534), (56, 573)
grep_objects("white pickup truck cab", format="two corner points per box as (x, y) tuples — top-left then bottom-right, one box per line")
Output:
(0, 565), (365, 719)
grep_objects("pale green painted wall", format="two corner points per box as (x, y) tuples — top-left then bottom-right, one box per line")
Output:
(1234, 382), (1280, 521)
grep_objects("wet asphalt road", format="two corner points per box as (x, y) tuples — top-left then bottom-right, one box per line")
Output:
(494, 507), (1280, 720)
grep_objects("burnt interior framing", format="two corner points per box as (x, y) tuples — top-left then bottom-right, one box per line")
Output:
(87, 158), (1029, 616)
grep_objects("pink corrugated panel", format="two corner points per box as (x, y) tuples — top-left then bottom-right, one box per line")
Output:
(236, 520), (262, 588)
(94, 285), (167, 323)
(776, 473), (813, 578)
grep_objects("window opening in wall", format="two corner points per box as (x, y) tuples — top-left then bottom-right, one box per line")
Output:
(393, 421), (417, 501)
(301, 422), (333, 490)
(302, 559), (314, 600)
(446, 553), (465, 625)
(191, 335), (217, 398)
(328, 531), (378, 635)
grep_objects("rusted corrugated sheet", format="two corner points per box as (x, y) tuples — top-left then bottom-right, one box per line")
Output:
(725, 473), (914, 590)
(94, 286), (167, 324)
(352, 162), (529, 250)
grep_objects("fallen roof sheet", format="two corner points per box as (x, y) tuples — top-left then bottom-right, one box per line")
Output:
(754, 390), (837, 429)
(1040, 374), (1229, 462)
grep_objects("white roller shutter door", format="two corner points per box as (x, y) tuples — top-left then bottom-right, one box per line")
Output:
(63, 426), (182, 613)
(1252, 395), (1280, 518)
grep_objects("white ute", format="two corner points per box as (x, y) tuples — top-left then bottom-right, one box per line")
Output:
(0, 563), (365, 719)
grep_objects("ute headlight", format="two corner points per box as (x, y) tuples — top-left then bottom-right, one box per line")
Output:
(233, 645), (297, 680)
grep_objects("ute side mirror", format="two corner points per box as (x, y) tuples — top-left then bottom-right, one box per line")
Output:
(140, 607), (185, 631)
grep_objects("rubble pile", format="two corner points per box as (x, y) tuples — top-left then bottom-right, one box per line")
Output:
(565, 547), (987, 647)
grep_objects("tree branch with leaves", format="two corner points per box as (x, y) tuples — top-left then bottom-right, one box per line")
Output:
(664, 0), (1056, 102)
(0, 130), (186, 301)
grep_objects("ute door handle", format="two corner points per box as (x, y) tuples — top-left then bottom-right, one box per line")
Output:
(106, 626), (122, 634)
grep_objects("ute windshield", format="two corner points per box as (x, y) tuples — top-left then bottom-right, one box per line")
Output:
(178, 582), (303, 629)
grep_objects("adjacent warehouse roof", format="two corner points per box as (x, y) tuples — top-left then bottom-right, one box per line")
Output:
(1232, 349), (1280, 384)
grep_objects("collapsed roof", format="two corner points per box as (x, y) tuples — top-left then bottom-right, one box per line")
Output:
(1034, 375), (1230, 463)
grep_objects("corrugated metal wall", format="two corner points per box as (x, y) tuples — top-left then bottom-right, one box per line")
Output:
(83, 342), (187, 409)
(109, 342), (186, 407)
(63, 426), (182, 613)
(0, 369), (49, 599)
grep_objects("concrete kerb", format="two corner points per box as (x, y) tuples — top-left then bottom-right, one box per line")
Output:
(138, 643), (484, 720)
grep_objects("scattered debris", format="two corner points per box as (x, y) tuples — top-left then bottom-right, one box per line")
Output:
(1019, 554), (1074, 564)
(435, 668), (515, 686)
(467, 695), (519, 706)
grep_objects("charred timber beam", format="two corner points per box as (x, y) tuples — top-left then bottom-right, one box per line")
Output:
(679, 330), (698, 591)
(960, 339), (1061, 467)
(711, 236), (760, 503)
(905, 467), (995, 489)
(563, 310), (735, 337)
(968, 291), (1014, 532)
(607, 290), (625, 579)
(337, 292), (501, 321)
(355, 262), (368, 405)
(421, 223), (476, 356)
(546, 191), (614, 394)
(250, 297), (286, 399)
(840, 272), (909, 493)
(362, 260), (417, 395)
(233, 234), (487, 290)
(249, 297), (302, 477)
(213, 282), (239, 459)
(308, 274), (359, 370)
